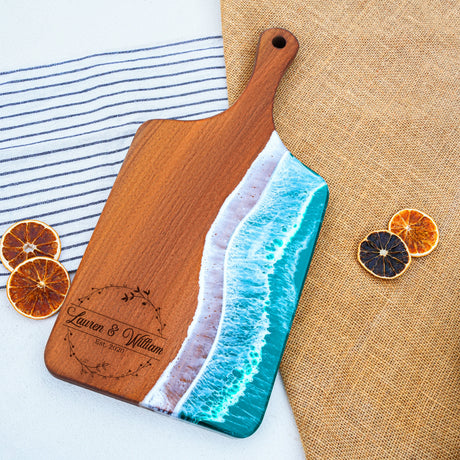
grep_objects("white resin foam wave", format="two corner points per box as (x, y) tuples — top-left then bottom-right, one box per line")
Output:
(141, 131), (286, 412)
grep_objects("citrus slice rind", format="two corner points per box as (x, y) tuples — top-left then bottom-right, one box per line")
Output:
(358, 230), (411, 279)
(389, 209), (439, 257)
(6, 256), (70, 320)
(0, 220), (61, 272)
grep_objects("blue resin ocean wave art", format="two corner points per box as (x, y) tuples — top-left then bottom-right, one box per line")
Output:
(142, 131), (328, 437)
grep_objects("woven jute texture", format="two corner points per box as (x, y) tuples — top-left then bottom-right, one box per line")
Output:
(221, 1), (459, 458)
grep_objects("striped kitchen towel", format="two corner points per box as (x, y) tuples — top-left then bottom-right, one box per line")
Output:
(0, 36), (228, 287)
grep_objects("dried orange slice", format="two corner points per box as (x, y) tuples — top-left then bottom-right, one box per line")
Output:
(6, 257), (70, 319)
(0, 220), (61, 272)
(389, 209), (439, 257)
(358, 230), (411, 279)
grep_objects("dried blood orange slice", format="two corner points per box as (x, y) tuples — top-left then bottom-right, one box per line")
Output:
(0, 220), (61, 272)
(358, 230), (411, 279)
(6, 257), (70, 319)
(389, 209), (439, 257)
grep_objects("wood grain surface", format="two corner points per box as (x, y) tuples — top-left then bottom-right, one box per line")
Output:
(45, 28), (299, 405)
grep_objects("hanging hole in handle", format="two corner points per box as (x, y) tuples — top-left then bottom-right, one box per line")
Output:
(272, 36), (286, 49)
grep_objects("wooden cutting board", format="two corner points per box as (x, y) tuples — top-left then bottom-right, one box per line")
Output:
(45, 28), (329, 438)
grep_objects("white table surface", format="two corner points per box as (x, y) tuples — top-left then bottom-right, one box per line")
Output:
(0, 1), (305, 459)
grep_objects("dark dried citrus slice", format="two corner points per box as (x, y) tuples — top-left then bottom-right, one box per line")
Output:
(358, 230), (411, 279)
(6, 257), (70, 319)
(389, 209), (439, 257)
(0, 220), (61, 272)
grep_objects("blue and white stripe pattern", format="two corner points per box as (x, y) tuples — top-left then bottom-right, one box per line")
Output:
(0, 36), (228, 286)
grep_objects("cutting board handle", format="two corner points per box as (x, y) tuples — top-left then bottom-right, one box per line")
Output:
(230, 28), (299, 128)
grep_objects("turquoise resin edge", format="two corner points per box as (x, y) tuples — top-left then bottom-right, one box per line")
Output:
(142, 132), (329, 438)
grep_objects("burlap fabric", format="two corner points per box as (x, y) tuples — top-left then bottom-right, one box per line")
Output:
(221, 1), (459, 458)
